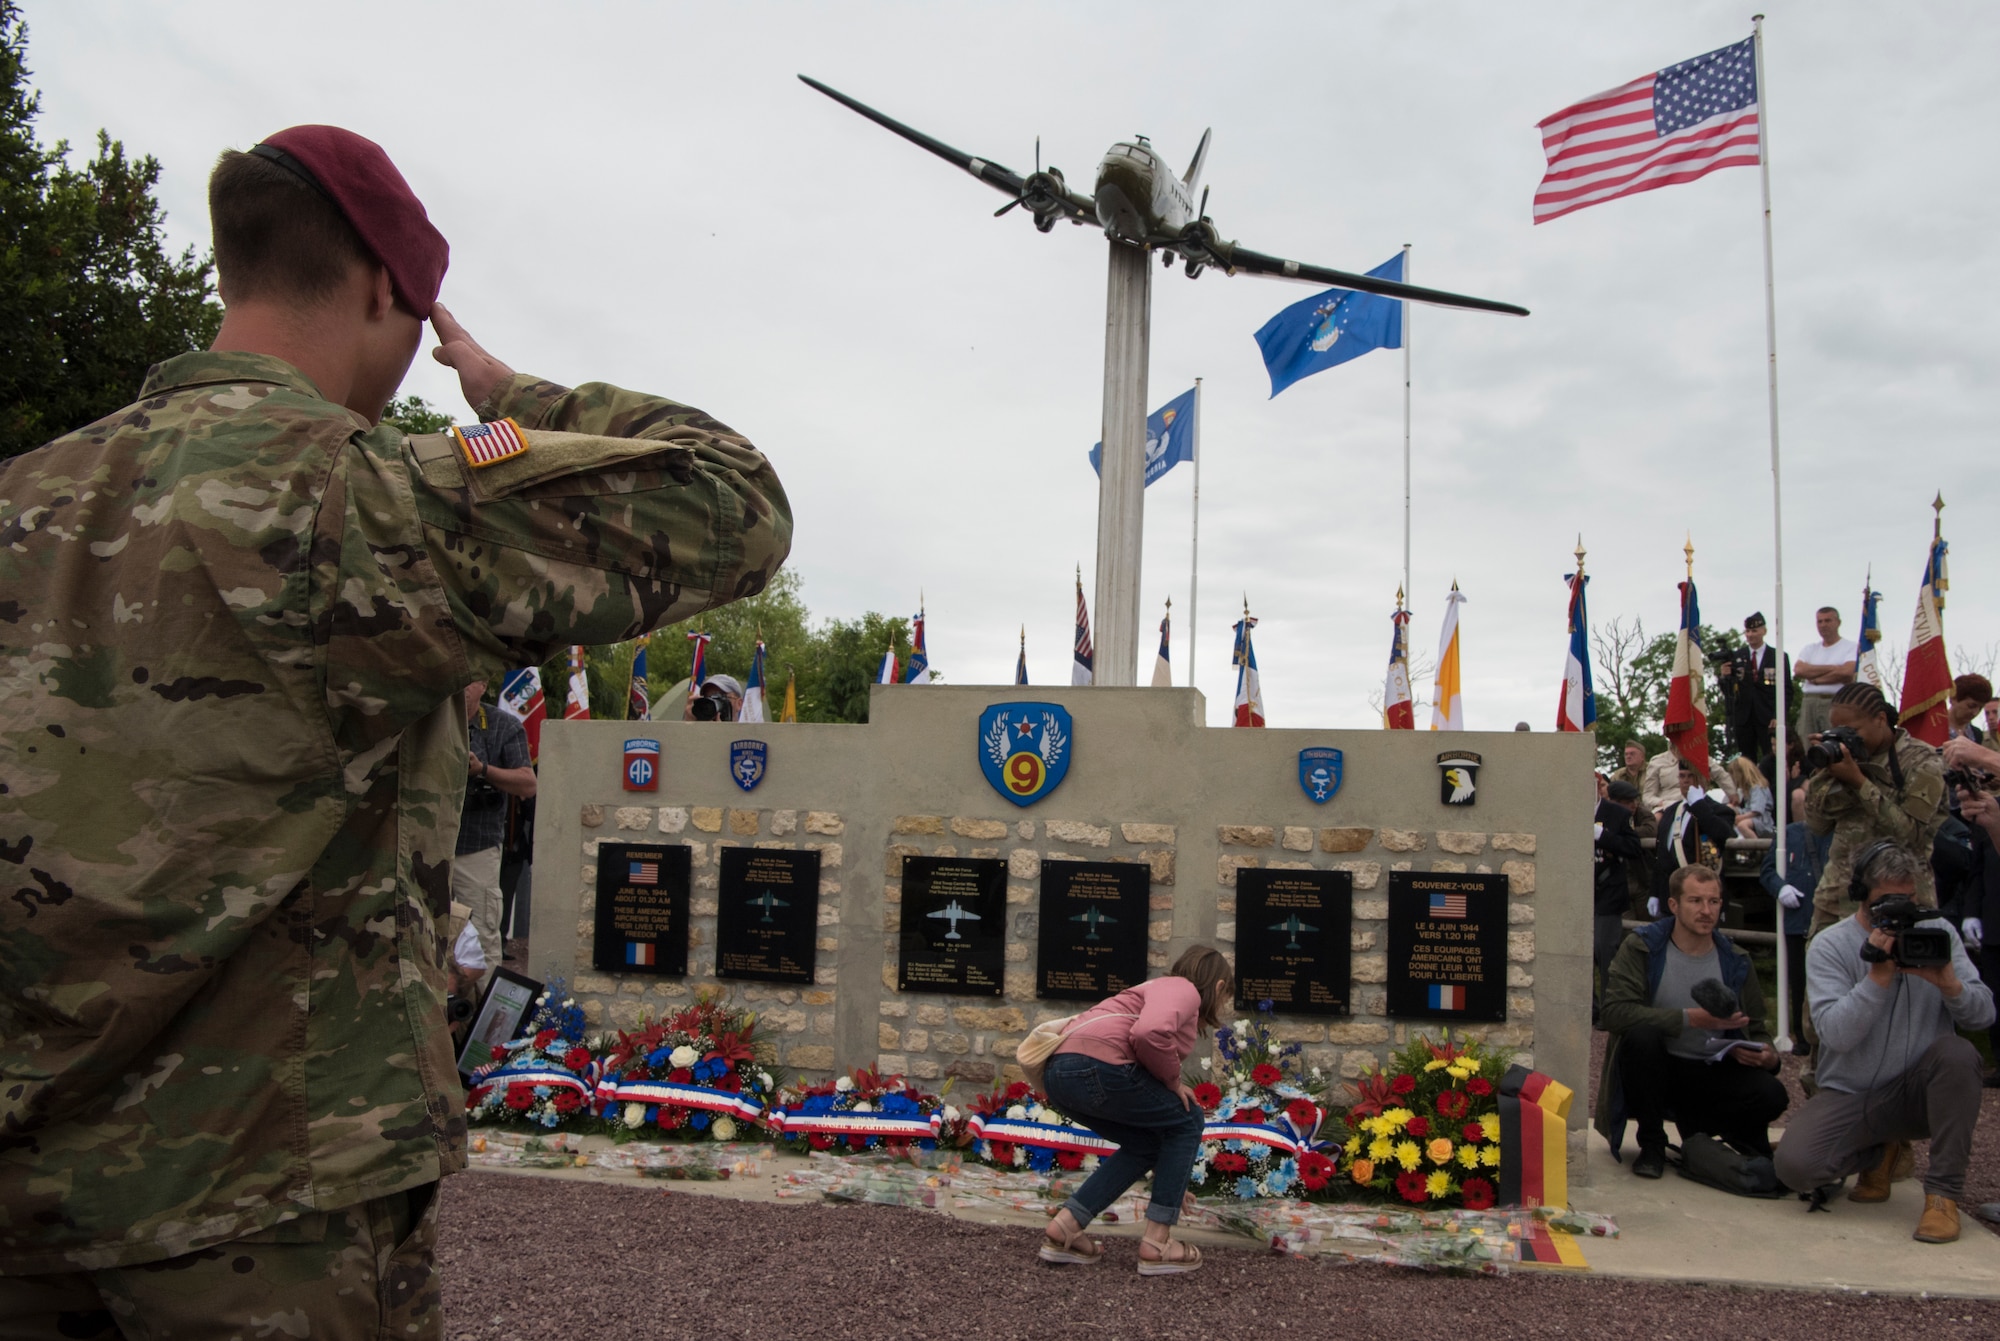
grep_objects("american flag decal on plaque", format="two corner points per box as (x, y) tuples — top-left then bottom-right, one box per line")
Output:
(1429, 892), (1467, 919)
(451, 417), (530, 468)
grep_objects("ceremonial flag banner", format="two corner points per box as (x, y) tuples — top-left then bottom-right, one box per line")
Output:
(1015, 629), (1029, 686)
(1232, 611), (1264, 728)
(877, 644), (899, 686)
(1556, 568), (1596, 732)
(1073, 574), (1094, 686)
(627, 640), (650, 722)
(1253, 253), (1405, 397)
(1663, 576), (1710, 775)
(1151, 602), (1173, 688)
(739, 640), (768, 724)
(1088, 386), (1197, 486)
(1899, 523), (1952, 746)
(781, 669), (798, 724)
(563, 646), (590, 720)
(1429, 585), (1465, 731)
(497, 667), (545, 763)
(903, 607), (930, 685)
(1855, 578), (1885, 694)
(1534, 36), (1759, 224)
(1384, 603), (1415, 730)
(686, 631), (711, 693)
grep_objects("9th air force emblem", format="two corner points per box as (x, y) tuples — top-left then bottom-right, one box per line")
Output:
(1437, 750), (1481, 806)
(1298, 747), (1343, 804)
(978, 702), (1073, 807)
(730, 739), (767, 793)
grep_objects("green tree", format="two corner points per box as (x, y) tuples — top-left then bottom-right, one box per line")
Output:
(0, 3), (222, 460)
(382, 395), (452, 434)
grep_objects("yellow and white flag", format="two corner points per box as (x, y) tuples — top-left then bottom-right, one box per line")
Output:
(1429, 583), (1466, 731)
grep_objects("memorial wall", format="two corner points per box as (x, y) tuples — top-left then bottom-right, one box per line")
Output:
(529, 685), (1593, 1126)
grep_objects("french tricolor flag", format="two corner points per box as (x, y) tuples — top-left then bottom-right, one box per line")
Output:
(626, 942), (656, 967)
(1427, 984), (1465, 1011)
(1556, 562), (1595, 732)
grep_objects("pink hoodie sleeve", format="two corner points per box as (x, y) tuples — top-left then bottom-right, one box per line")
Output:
(1130, 978), (1200, 1086)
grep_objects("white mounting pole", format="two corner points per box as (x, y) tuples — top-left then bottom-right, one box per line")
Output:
(1402, 243), (1413, 606)
(1188, 377), (1202, 689)
(1091, 240), (1153, 687)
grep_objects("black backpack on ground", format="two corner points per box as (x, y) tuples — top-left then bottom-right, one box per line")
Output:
(1672, 1134), (1786, 1199)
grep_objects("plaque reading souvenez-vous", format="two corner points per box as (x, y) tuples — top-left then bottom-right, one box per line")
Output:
(1234, 867), (1353, 1016)
(1037, 860), (1149, 1001)
(592, 843), (691, 976)
(898, 856), (1006, 995)
(1385, 871), (1507, 1023)
(716, 847), (822, 984)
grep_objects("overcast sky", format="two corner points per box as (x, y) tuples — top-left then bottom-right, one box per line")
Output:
(28, 2), (1998, 729)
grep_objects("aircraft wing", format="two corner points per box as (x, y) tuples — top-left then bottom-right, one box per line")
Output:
(1213, 240), (1528, 316)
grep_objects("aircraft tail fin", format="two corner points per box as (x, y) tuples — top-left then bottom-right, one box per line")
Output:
(1183, 128), (1212, 196)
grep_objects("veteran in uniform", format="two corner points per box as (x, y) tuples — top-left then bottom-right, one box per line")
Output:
(0, 126), (791, 1335)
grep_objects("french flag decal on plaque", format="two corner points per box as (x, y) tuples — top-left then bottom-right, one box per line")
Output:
(626, 942), (657, 967)
(1427, 984), (1465, 1011)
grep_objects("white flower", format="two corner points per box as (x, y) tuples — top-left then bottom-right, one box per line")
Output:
(757, 1070), (774, 1089)
(622, 1102), (647, 1128)
(834, 1076), (854, 1093)
(1310, 1066), (1323, 1079)
(1006, 1104), (1028, 1121)
(943, 1105), (961, 1123)
(1012, 1146), (1026, 1167)
(1199, 1057), (1212, 1071)
(711, 1117), (738, 1141)
(668, 1045), (699, 1069)
(1081, 1155), (1099, 1172)
(852, 1101), (873, 1113)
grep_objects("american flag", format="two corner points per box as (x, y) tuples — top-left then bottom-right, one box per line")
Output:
(1072, 572), (1094, 687)
(1429, 892), (1467, 919)
(1534, 37), (1760, 225)
(629, 860), (659, 885)
(452, 417), (530, 466)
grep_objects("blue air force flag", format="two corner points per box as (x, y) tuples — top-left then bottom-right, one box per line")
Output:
(1088, 386), (1197, 486)
(1253, 253), (1405, 397)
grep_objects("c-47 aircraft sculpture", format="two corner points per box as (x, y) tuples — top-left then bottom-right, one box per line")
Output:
(800, 76), (1527, 683)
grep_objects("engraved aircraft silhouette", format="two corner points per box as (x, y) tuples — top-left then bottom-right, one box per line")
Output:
(746, 889), (790, 923)
(1070, 904), (1118, 941)
(799, 76), (1527, 316)
(1268, 913), (1319, 950)
(927, 899), (982, 941)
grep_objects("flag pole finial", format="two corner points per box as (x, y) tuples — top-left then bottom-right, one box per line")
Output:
(1574, 534), (1587, 573)
(1395, 585), (1405, 609)
(1933, 491), (1945, 537)
(1683, 533), (1696, 579)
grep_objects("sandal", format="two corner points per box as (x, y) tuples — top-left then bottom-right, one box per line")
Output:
(1038, 1212), (1103, 1265)
(1137, 1238), (1202, 1276)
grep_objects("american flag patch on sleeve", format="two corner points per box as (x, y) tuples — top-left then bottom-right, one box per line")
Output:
(450, 417), (530, 468)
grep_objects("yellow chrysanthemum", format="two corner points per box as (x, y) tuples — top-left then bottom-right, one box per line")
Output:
(1426, 1170), (1453, 1198)
(1457, 1144), (1481, 1169)
(1480, 1145), (1501, 1167)
(1446, 1066), (1470, 1081)
(1480, 1113), (1501, 1141)
(1394, 1140), (1422, 1171)
(1427, 1138), (1455, 1165)
(1459, 1057), (1482, 1074)
(1423, 1059), (1448, 1072)
(1345, 1134), (1362, 1156)
(1369, 1136), (1394, 1161)
(1381, 1107), (1413, 1129)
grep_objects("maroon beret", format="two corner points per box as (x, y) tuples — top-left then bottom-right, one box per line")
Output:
(253, 125), (448, 319)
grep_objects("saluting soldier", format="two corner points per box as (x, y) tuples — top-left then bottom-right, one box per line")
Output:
(0, 126), (791, 1334)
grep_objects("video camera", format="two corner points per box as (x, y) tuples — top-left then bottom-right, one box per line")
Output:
(1804, 725), (1868, 773)
(1859, 893), (1953, 970)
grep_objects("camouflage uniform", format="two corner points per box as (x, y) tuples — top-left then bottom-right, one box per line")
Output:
(0, 352), (790, 1279)
(1805, 728), (1947, 930)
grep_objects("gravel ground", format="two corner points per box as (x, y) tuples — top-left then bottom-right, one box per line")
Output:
(436, 1173), (2000, 1340)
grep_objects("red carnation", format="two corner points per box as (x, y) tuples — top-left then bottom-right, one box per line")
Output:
(1056, 1150), (1085, 1171)
(808, 1133), (834, 1151)
(503, 1084), (534, 1111)
(987, 1141), (1015, 1165)
(1404, 1116), (1430, 1139)
(1234, 1107), (1267, 1127)
(846, 1134), (868, 1150)
(717, 1073), (743, 1092)
(562, 1047), (590, 1071)
(1462, 1122), (1485, 1144)
(1390, 1074), (1417, 1096)
(1435, 1088), (1470, 1120)
(1461, 1177), (1496, 1210)
(1297, 1150), (1337, 1192)
(1193, 1082), (1222, 1111)
(668, 1068), (694, 1084)
(1251, 1063), (1283, 1087)
(1395, 1169), (1428, 1204)
(1006, 1081), (1031, 1101)
(533, 1028), (558, 1050)
(1467, 1077), (1494, 1097)
(489, 1044), (508, 1062)
(657, 1106), (687, 1129)
(1212, 1152), (1250, 1175)
(1284, 1098), (1319, 1130)
(552, 1089), (582, 1113)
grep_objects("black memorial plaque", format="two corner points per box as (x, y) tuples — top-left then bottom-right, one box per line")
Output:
(715, 847), (822, 984)
(592, 843), (691, 976)
(1037, 860), (1149, 1001)
(1234, 867), (1353, 1016)
(1385, 871), (1508, 1023)
(899, 856), (1007, 995)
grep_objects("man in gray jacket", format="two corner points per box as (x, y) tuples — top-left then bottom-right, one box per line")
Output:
(1774, 843), (1994, 1242)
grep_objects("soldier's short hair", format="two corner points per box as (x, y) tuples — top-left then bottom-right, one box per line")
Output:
(1667, 864), (1720, 901)
(209, 149), (373, 306)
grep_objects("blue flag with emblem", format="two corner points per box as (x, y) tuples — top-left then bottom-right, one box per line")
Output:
(1087, 386), (1197, 486)
(1253, 252), (1405, 398)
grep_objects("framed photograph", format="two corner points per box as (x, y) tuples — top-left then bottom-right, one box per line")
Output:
(456, 967), (543, 1077)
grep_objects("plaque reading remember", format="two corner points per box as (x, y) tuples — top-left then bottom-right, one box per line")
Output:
(1037, 860), (1149, 1001)
(592, 843), (691, 976)
(716, 847), (822, 984)
(899, 856), (1006, 995)
(1234, 867), (1353, 1016)
(1385, 871), (1507, 1023)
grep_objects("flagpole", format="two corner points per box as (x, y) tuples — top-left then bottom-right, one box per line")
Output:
(1753, 12), (1792, 1053)
(1189, 377), (1202, 690)
(1401, 242), (1413, 606)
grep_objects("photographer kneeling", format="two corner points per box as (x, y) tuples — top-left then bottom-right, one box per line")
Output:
(1774, 843), (1994, 1243)
(1595, 865), (1787, 1179)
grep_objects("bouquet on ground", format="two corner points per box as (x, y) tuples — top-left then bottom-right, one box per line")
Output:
(771, 1065), (943, 1155)
(962, 1080), (1112, 1175)
(1187, 1002), (1337, 1201)
(594, 989), (777, 1141)
(1329, 1033), (1512, 1210)
(466, 978), (596, 1129)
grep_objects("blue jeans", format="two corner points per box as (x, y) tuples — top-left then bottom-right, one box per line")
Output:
(1042, 1052), (1205, 1228)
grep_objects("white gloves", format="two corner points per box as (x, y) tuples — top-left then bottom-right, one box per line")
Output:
(1593, 822), (1605, 841)
(1965, 917), (1984, 952)
(1778, 884), (1805, 910)
(1647, 897), (1661, 918)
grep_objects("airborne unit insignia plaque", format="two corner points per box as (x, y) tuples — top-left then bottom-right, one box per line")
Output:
(1298, 747), (1343, 804)
(729, 739), (767, 792)
(977, 702), (1073, 807)
(1437, 750), (1481, 807)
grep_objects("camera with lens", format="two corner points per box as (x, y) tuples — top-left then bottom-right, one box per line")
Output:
(689, 694), (733, 722)
(1943, 766), (1997, 795)
(1859, 893), (1953, 969)
(1804, 725), (1869, 773)
(447, 995), (475, 1025)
